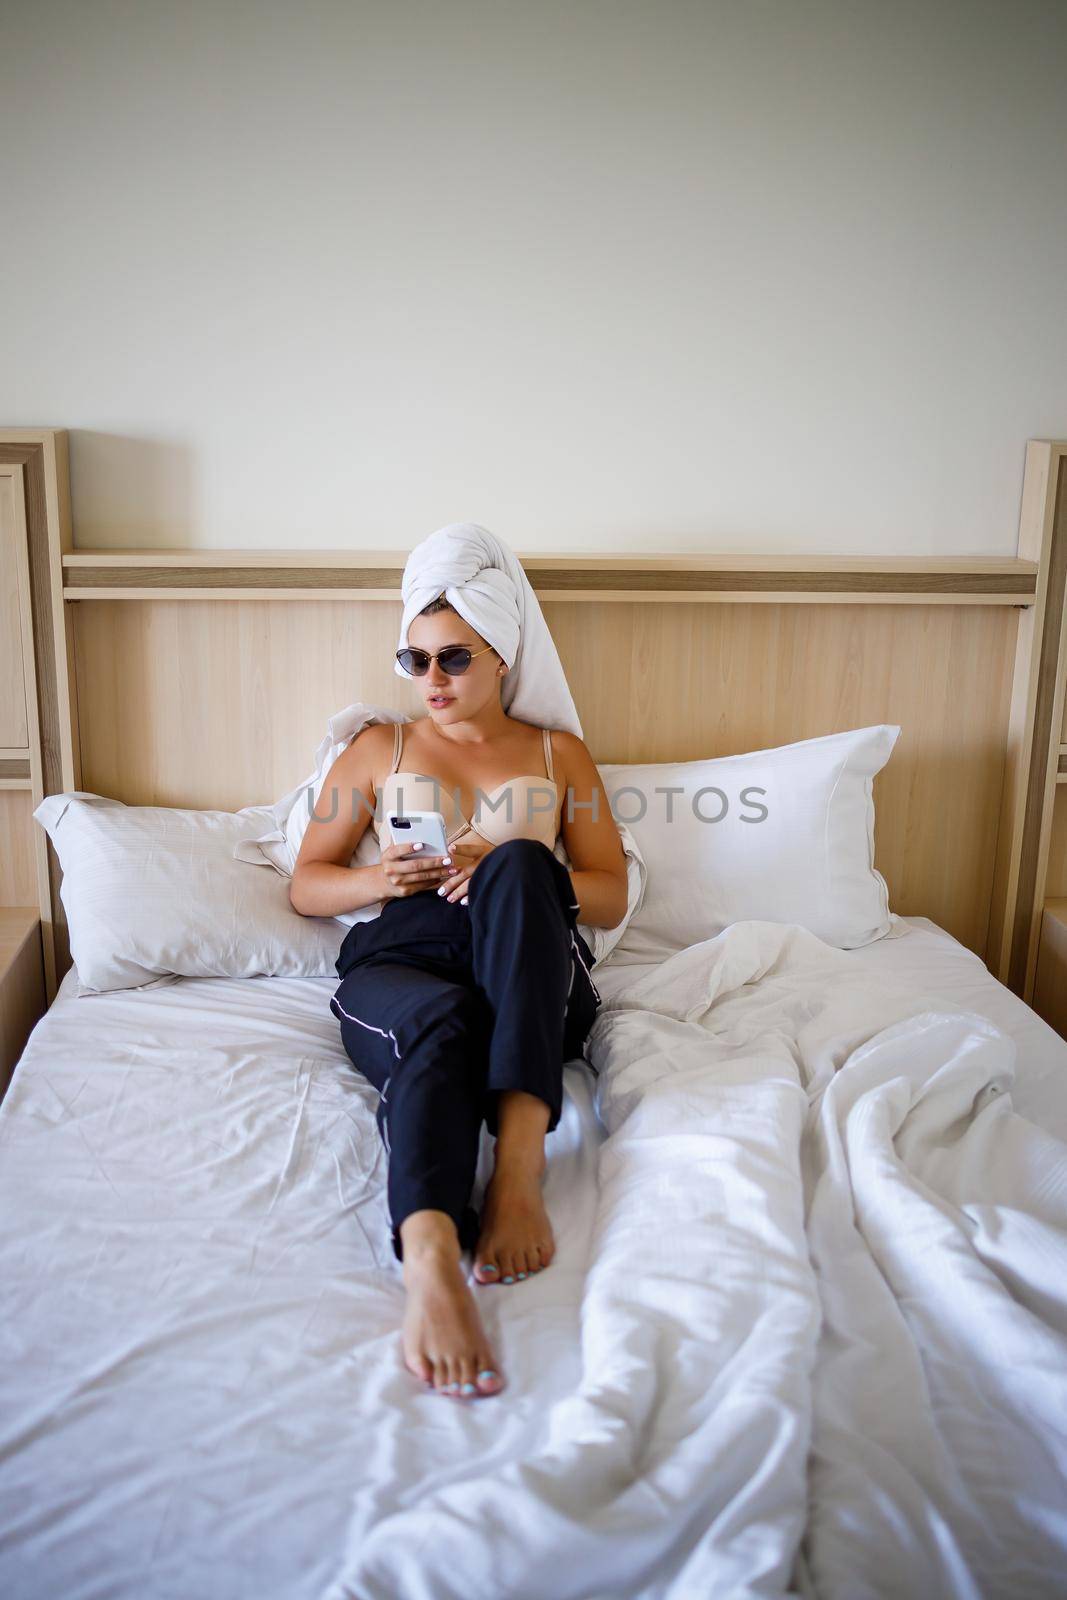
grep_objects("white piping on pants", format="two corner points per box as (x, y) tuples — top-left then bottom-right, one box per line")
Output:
(570, 928), (601, 1005)
(379, 1075), (392, 1153)
(330, 993), (403, 1061)
(330, 993), (397, 1153)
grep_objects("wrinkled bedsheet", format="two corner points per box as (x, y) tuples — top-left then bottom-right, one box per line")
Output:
(1, 919), (1066, 1599)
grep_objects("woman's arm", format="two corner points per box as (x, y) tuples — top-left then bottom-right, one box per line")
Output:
(292, 727), (456, 914)
(289, 729), (389, 918)
(554, 731), (629, 930)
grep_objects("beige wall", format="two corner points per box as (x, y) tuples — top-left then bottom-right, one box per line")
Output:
(2, 0), (1065, 554)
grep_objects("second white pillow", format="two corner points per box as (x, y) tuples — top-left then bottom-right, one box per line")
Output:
(598, 724), (900, 962)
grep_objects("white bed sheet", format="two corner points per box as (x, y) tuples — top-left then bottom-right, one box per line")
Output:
(589, 913), (1067, 1599)
(595, 912), (1067, 1144)
(0, 915), (1064, 1599)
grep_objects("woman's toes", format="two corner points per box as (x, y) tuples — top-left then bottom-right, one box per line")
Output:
(476, 1363), (504, 1395)
(407, 1351), (433, 1383)
(476, 1243), (553, 1284)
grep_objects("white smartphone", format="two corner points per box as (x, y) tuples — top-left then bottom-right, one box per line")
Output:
(386, 809), (450, 856)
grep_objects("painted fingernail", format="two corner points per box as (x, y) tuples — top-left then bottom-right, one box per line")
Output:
(413, 843), (423, 850)
(442, 855), (452, 864)
(437, 886), (447, 895)
(461, 895), (469, 905)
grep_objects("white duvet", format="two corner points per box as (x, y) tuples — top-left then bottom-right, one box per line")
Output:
(2, 920), (1066, 1600)
(582, 922), (1067, 1600)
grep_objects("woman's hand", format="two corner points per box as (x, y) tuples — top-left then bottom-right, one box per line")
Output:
(434, 834), (495, 903)
(378, 839), (459, 899)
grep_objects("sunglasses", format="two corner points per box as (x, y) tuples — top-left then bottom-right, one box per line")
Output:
(396, 643), (495, 677)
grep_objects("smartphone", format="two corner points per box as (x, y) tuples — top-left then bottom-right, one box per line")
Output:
(387, 809), (450, 856)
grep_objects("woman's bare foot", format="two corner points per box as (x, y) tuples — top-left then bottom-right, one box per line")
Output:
(472, 1158), (556, 1285)
(400, 1211), (504, 1398)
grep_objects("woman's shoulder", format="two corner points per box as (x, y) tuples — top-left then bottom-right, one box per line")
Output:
(545, 727), (588, 761)
(335, 720), (399, 782)
(357, 719), (401, 747)
(542, 729), (592, 800)
(508, 716), (584, 746)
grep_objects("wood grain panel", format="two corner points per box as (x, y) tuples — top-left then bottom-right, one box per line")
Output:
(0, 472), (29, 747)
(1046, 790), (1067, 899)
(62, 561), (1036, 599)
(72, 595), (1015, 955)
(1033, 900), (1067, 1041)
(1007, 450), (1067, 994)
(0, 908), (45, 1101)
(0, 433), (79, 992)
(0, 792), (39, 905)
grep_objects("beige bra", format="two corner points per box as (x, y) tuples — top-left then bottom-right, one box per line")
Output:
(374, 721), (563, 852)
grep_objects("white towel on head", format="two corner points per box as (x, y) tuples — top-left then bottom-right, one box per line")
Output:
(394, 522), (583, 737)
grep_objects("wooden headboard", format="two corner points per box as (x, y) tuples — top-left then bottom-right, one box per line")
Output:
(3, 429), (1066, 1020)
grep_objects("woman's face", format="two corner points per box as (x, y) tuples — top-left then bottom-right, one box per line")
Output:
(406, 609), (503, 720)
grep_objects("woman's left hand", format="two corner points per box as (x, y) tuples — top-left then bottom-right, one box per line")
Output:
(437, 835), (494, 903)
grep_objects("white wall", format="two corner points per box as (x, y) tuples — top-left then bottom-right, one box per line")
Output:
(2, 0), (1065, 554)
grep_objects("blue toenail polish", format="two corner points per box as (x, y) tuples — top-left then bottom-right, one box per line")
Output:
(483, 1264), (498, 1273)
(517, 1272), (527, 1280)
(478, 1369), (498, 1380)
(502, 1275), (514, 1284)
(461, 1382), (476, 1394)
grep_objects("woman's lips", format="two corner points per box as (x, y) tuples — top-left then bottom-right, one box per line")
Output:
(428, 695), (453, 706)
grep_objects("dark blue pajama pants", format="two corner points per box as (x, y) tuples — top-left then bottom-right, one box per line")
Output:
(330, 839), (602, 1263)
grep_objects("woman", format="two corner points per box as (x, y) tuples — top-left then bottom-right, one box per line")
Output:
(291, 527), (628, 1404)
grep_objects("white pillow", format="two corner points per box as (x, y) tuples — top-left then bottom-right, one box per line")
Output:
(599, 724), (900, 963)
(33, 792), (345, 995)
(235, 701), (647, 968)
(233, 702), (403, 935)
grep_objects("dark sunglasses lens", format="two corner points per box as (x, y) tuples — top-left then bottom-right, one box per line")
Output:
(438, 647), (473, 674)
(396, 649), (430, 675)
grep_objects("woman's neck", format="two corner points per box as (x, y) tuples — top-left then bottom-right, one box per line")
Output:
(424, 702), (511, 750)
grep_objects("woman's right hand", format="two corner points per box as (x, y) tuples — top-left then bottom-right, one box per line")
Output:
(378, 839), (459, 899)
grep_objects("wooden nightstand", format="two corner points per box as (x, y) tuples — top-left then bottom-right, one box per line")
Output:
(0, 908), (47, 1103)
(1033, 900), (1067, 1044)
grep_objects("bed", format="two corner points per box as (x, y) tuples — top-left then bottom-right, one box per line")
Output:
(3, 431), (1067, 1598)
(2, 910), (1066, 1600)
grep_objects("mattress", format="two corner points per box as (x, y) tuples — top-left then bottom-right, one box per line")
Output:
(1, 914), (1065, 1599)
